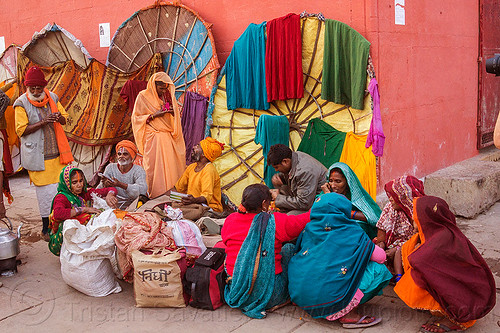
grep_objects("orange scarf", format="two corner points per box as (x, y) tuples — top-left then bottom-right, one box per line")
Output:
(27, 89), (73, 164)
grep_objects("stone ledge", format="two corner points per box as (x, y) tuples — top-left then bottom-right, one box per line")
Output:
(424, 149), (500, 218)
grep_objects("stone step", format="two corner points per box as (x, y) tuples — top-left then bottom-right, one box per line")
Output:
(424, 147), (500, 218)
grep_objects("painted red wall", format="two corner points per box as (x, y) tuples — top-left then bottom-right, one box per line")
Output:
(0, 0), (479, 188)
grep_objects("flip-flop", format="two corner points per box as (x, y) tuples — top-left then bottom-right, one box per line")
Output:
(420, 322), (460, 332)
(342, 315), (382, 329)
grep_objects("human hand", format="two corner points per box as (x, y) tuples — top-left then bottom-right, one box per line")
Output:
(271, 173), (283, 187)
(83, 207), (101, 215)
(376, 241), (385, 250)
(321, 183), (331, 193)
(105, 191), (118, 209)
(43, 113), (60, 124)
(181, 194), (197, 205)
(270, 189), (279, 200)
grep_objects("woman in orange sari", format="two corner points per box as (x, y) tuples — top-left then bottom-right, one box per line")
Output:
(132, 72), (186, 198)
(394, 196), (496, 332)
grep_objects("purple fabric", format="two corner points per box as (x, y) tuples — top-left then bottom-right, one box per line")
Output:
(181, 91), (208, 164)
(365, 78), (385, 157)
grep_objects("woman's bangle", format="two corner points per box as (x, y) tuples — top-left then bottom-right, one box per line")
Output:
(351, 210), (357, 219)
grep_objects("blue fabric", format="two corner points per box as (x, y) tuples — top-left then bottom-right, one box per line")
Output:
(266, 243), (294, 309)
(225, 22), (269, 111)
(325, 162), (381, 239)
(358, 261), (392, 304)
(224, 212), (276, 318)
(288, 193), (375, 318)
(254, 115), (289, 187)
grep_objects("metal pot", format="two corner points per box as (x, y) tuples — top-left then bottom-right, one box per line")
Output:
(0, 218), (22, 260)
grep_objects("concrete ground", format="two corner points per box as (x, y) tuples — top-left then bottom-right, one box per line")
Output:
(1, 172), (499, 332)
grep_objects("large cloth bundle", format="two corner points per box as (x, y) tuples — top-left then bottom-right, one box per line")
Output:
(115, 212), (176, 281)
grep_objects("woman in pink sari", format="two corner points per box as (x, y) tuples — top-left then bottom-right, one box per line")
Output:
(131, 72), (186, 198)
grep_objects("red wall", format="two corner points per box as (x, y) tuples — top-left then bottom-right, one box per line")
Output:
(0, 0), (479, 188)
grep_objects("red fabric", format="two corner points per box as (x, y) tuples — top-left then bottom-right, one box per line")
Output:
(384, 175), (425, 219)
(120, 80), (147, 113)
(221, 211), (310, 276)
(1, 129), (13, 174)
(409, 196), (496, 322)
(24, 66), (47, 87)
(265, 13), (303, 102)
(51, 187), (117, 221)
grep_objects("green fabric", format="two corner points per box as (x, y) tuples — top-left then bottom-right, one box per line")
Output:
(224, 212), (276, 318)
(327, 162), (381, 239)
(321, 19), (370, 110)
(48, 222), (64, 256)
(254, 115), (290, 187)
(297, 118), (346, 168)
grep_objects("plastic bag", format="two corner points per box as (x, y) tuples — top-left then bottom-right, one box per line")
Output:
(165, 206), (206, 256)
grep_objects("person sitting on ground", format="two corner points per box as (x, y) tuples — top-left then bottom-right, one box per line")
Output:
(320, 162), (381, 238)
(173, 137), (224, 220)
(100, 140), (147, 210)
(222, 183), (310, 318)
(268, 144), (327, 215)
(394, 196), (496, 333)
(374, 175), (425, 281)
(288, 192), (392, 329)
(48, 165), (118, 256)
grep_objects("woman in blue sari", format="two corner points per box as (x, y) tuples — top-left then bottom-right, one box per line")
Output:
(288, 192), (392, 329)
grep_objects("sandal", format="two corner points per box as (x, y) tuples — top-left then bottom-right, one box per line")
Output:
(342, 315), (382, 329)
(420, 322), (461, 332)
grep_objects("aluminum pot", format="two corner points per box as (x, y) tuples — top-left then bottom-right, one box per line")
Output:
(0, 218), (22, 260)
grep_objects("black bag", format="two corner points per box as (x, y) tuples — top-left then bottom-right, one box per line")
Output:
(184, 247), (227, 310)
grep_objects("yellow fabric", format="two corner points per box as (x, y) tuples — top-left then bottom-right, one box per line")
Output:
(27, 157), (66, 186)
(199, 137), (224, 162)
(2, 82), (19, 146)
(209, 17), (374, 204)
(132, 72), (186, 198)
(394, 232), (476, 329)
(339, 132), (377, 199)
(175, 163), (222, 212)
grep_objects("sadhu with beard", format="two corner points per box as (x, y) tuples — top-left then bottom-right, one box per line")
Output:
(14, 66), (73, 241)
(100, 140), (147, 210)
(172, 137), (224, 220)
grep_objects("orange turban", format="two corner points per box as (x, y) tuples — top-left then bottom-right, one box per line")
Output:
(200, 137), (225, 162)
(116, 140), (138, 159)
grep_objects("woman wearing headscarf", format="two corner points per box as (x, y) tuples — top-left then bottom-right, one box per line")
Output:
(222, 184), (310, 319)
(48, 164), (117, 255)
(320, 162), (381, 239)
(131, 72), (186, 198)
(288, 193), (392, 329)
(394, 196), (496, 332)
(374, 175), (425, 281)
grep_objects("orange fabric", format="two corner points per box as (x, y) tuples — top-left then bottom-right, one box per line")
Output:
(116, 139), (138, 159)
(394, 207), (476, 330)
(26, 89), (74, 165)
(200, 137), (225, 162)
(17, 52), (162, 145)
(1, 82), (19, 147)
(132, 72), (186, 198)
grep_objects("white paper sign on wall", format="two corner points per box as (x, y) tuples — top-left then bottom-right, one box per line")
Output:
(395, 0), (405, 25)
(0, 37), (5, 54)
(99, 23), (111, 48)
